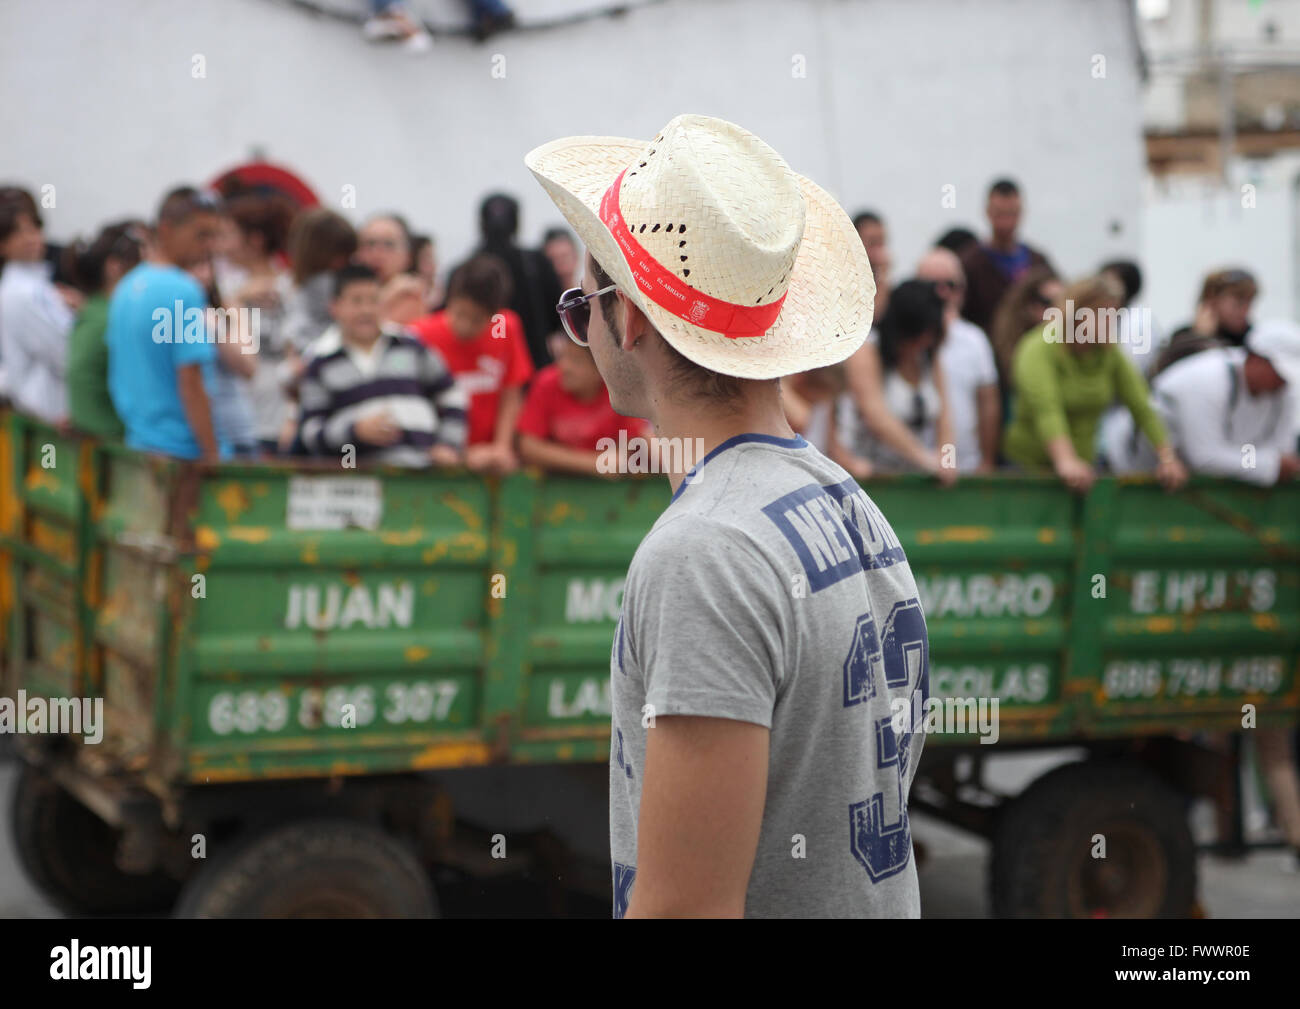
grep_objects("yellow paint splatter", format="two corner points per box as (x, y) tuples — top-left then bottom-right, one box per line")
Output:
(917, 526), (993, 545)
(545, 501), (576, 525)
(410, 742), (493, 769)
(380, 529), (425, 546)
(215, 483), (251, 524)
(442, 493), (483, 530)
(24, 468), (59, 493)
(227, 526), (271, 544)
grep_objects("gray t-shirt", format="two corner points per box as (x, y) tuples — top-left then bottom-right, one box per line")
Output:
(610, 432), (930, 918)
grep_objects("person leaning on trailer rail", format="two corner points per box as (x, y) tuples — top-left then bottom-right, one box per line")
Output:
(409, 254), (534, 475)
(1107, 319), (1300, 869)
(916, 247), (1001, 474)
(836, 279), (958, 483)
(514, 330), (649, 476)
(296, 264), (468, 468)
(1001, 273), (1188, 493)
(1102, 318), (1300, 485)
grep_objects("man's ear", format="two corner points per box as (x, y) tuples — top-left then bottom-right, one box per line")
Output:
(618, 291), (649, 352)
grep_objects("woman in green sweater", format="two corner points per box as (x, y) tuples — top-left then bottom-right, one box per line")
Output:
(66, 221), (145, 439)
(1002, 273), (1187, 493)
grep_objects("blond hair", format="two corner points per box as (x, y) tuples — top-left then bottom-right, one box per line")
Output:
(1055, 273), (1124, 318)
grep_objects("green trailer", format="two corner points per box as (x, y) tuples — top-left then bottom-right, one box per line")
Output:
(3, 411), (1297, 917)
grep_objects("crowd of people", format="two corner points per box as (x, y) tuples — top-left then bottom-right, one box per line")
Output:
(0, 182), (645, 478)
(0, 176), (1297, 494)
(786, 179), (1299, 493)
(0, 170), (1297, 873)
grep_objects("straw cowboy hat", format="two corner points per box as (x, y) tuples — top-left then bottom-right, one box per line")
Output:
(524, 113), (876, 380)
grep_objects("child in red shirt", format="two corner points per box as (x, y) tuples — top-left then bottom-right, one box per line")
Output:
(409, 254), (532, 473)
(517, 332), (648, 475)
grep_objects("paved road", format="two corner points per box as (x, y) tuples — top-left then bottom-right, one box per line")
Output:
(2, 755), (1296, 918)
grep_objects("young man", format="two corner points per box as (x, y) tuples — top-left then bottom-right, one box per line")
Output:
(1105, 318), (1300, 485)
(409, 254), (533, 474)
(516, 331), (647, 475)
(106, 186), (226, 460)
(959, 179), (1055, 333)
(298, 264), (467, 468)
(526, 113), (930, 918)
(448, 194), (564, 370)
(852, 209), (892, 317)
(1181, 267), (1258, 348)
(915, 247), (1001, 473)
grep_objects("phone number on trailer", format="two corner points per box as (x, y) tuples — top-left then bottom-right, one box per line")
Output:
(206, 681), (461, 735)
(1102, 657), (1286, 700)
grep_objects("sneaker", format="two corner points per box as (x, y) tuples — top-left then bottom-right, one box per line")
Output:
(362, 15), (407, 42)
(401, 29), (433, 53)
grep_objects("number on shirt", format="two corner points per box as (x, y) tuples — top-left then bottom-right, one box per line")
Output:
(842, 598), (929, 882)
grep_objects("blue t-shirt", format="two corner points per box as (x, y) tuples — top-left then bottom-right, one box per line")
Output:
(106, 263), (229, 460)
(983, 243), (1032, 282)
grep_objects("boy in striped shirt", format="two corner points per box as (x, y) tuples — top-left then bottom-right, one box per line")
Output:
(298, 264), (467, 467)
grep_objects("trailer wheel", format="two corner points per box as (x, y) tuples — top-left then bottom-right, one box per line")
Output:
(10, 763), (180, 914)
(990, 759), (1195, 918)
(174, 818), (436, 918)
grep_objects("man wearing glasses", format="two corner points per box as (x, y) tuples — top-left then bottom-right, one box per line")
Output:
(528, 115), (930, 918)
(916, 247), (1001, 473)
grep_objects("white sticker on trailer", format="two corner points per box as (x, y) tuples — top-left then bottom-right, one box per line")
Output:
(286, 477), (384, 530)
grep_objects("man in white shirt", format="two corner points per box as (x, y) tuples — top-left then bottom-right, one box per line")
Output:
(915, 247), (1000, 472)
(0, 198), (77, 423)
(1105, 318), (1299, 485)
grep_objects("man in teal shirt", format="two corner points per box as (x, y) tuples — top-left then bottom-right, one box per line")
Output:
(106, 187), (227, 460)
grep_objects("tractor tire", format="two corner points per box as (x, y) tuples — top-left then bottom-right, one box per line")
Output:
(174, 818), (436, 918)
(990, 759), (1196, 918)
(11, 762), (180, 915)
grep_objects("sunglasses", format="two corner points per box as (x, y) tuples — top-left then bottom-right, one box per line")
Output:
(557, 284), (617, 346)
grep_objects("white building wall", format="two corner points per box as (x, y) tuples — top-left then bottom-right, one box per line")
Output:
(1, 0), (1145, 284)
(1139, 0), (1300, 131)
(1141, 152), (1300, 326)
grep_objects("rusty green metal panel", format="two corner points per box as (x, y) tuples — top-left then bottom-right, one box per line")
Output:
(3, 411), (1292, 784)
(1078, 477), (1300, 735)
(865, 475), (1080, 744)
(517, 473), (667, 743)
(1, 413), (92, 705)
(0, 411), (14, 700)
(92, 455), (496, 782)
